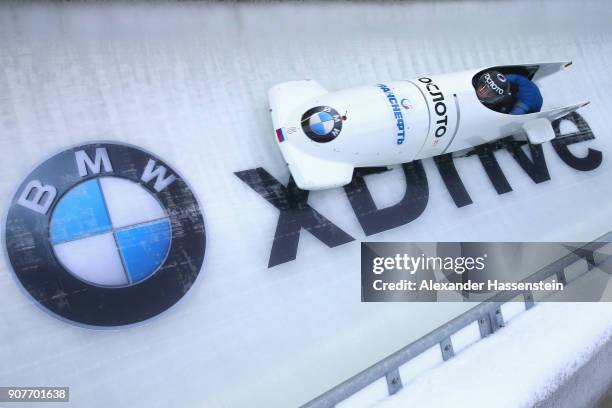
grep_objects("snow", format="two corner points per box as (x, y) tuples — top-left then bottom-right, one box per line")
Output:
(336, 377), (389, 408)
(0, 1), (611, 407)
(450, 321), (482, 354)
(398, 345), (443, 388)
(373, 299), (612, 407)
(500, 299), (526, 322)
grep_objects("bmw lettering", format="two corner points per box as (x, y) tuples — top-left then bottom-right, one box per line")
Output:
(4, 142), (206, 327)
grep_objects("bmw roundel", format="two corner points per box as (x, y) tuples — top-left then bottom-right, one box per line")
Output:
(301, 106), (343, 143)
(4, 142), (206, 327)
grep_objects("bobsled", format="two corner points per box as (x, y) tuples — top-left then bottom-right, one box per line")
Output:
(268, 62), (588, 190)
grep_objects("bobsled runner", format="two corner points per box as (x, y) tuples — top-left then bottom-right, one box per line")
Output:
(268, 62), (588, 190)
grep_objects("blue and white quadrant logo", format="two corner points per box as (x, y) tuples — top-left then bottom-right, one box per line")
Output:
(50, 177), (171, 287)
(309, 111), (336, 136)
(301, 106), (343, 143)
(4, 143), (206, 327)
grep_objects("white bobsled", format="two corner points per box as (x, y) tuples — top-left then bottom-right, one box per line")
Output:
(268, 62), (588, 190)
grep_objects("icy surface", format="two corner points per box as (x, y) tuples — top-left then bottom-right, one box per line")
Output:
(0, 1), (611, 407)
(336, 377), (389, 408)
(373, 302), (612, 408)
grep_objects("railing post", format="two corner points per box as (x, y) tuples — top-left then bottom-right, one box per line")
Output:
(489, 307), (504, 332)
(524, 290), (535, 310)
(440, 338), (454, 361)
(386, 369), (403, 396)
(478, 314), (493, 338)
(556, 269), (567, 285)
(586, 250), (596, 270)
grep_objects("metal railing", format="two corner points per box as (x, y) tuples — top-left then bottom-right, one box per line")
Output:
(302, 234), (612, 408)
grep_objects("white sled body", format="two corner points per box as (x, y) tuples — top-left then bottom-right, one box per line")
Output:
(268, 62), (588, 190)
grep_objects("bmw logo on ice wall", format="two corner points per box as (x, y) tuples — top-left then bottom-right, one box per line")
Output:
(301, 106), (343, 143)
(4, 142), (206, 327)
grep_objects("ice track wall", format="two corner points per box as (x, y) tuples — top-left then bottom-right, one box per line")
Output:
(1, 1), (612, 407)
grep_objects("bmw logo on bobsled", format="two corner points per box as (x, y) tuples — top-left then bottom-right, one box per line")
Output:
(268, 62), (588, 190)
(301, 106), (343, 143)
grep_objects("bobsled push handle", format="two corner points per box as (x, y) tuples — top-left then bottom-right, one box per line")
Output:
(520, 101), (589, 144)
(522, 118), (555, 144)
(531, 61), (573, 82)
(282, 144), (354, 190)
(269, 80), (329, 128)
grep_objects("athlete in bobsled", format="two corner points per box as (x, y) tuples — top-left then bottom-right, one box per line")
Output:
(268, 61), (588, 190)
(475, 70), (543, 115)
